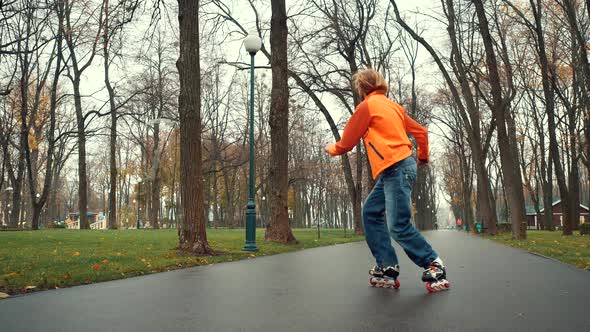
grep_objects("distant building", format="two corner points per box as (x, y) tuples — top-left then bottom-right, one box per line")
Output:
(65, 211), (106, 229)
(90, 214), (108, 230)
(525, 200), (589, 230)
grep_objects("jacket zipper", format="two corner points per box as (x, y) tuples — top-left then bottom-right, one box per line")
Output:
(368, 142), (384, 160)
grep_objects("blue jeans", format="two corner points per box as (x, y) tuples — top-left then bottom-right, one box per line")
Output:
(363, 157), (438, 269)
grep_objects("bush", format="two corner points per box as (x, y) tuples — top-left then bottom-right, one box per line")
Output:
(580, 223), (590, 236)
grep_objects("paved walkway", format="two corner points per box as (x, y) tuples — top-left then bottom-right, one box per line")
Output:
(1, 231), (589, 331)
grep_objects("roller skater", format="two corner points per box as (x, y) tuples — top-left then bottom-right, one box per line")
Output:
(325, 69), (450, 293)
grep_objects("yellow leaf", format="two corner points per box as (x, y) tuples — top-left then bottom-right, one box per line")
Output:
(2, 272), (19, 278)
(73, 251), (80, 257)
(0, 292), (9, 299)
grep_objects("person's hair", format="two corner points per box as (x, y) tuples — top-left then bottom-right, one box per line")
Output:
(352, 69), (388, 99)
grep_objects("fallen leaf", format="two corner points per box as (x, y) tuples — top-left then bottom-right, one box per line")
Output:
(63, 273), (71, 280)
(23, 286), (36, 292)
(102, 259), (109, 265)
(2, 272), (19, 278)
(92, 263), (101, 271)
(0, 292), (9, 299)
(73, 251), (80, 257)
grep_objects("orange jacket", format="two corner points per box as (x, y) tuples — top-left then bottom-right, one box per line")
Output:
(328, 90), (429, 179)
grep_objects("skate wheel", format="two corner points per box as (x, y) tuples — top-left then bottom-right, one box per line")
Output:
(426, 283), (435, 293)
(369, 277), (377, 287)
(426, 280), (450, 293)
(393, 279), (400, 289)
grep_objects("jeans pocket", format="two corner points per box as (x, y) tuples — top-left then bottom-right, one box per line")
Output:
(403, 166), (417, 186)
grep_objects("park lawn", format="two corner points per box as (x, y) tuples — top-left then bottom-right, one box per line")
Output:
(0, 228), (363, 296)
(489, 231), (590, 271)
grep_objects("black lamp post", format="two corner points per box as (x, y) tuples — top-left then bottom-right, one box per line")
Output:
(243, 32), (262, 252)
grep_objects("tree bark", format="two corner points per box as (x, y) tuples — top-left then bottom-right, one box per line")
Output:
(177, 0), (213, 254)
(265, 0), (296, 244)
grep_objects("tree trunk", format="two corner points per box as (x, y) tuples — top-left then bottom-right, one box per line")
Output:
(265, 0), (296, 244)
(543, 155), (553, 231)
(8, 169), (23, 227)
(73, 82), (89, 229)
(150, 175), (161, 229)
(150, 123), (161, 230)
(104, 4), (118, 229)
(176, 0), (213, 254)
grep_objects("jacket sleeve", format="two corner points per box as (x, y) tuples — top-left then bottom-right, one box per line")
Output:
(329, 102), (371, 156)
(404, 112), (429, 161)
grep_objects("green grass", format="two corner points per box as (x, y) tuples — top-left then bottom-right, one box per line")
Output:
(0, 228), (363, 295)
(487, 231), (590, 271)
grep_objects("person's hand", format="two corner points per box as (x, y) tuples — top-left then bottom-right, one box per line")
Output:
(324, 144), (334, 155)
(418, 159), (429, 166)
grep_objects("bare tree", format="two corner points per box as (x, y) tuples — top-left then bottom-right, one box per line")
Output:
(58, 0), (105, 229)
(390, 0), (499, 235)
(103, 0), (139, 229)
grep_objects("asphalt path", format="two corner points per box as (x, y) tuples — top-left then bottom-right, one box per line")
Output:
(1, 230), (588, 331)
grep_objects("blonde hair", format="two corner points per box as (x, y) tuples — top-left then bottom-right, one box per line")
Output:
(352, 69), (388, 99)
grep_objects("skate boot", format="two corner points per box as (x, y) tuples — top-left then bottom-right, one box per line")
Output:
(369, 265), (400, 289)
(421, 261), (450, 293)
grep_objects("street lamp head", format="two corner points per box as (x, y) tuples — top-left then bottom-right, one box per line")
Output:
(244, 33), (262, 55)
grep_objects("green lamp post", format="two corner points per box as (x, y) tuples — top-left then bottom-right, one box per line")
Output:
(243, 32), (262, 252)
